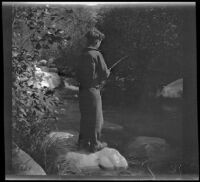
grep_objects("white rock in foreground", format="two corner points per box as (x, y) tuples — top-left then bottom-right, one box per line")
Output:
(41, 132), (128, 175)
(98, 148), (128, 169)
(59, 148), (128, 171)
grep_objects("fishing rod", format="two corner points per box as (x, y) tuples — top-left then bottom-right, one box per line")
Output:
(109, 55), (129, 71)
(100, 55), (129, 90)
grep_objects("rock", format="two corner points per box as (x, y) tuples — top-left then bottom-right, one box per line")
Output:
(38, 59), (47, 66)
(103, 121), (123, 131)
(98, 148), (128, 169)
(64, 79), (79, 92)
(12, 145), (46, 175)
(28, 66), (61, 89)
(56, 148), (128, 175)
(126, 136), (180, 172)
(159, 78), (183, 98)
(126, 136), (173, 162)
(41, 72), (61, 89)
(41, 131), (128, 175)
(62, 78), (79, 97)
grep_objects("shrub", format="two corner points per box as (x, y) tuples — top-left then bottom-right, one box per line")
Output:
(97, 6), (183, 106)
(12, 47), (59, 164)
(12, 4), (101, 167)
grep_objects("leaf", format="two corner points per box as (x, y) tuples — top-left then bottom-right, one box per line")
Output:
(43, 44), (50, 49)
(35, 43), (41, 50)
(20, 108), (27, 116)
(51, 16), (55, 21)
(66, 36), (71, 41)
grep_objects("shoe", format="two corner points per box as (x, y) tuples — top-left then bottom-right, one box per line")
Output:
(90, 142), (108, 153)
(78, 141), (90, 151)
(99, 142), (108, 148)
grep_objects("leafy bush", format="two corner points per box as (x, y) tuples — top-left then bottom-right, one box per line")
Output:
(13, 5), (100, 71)
(97, 6), (184, 106)
(12, 5), (65, 165)
(12, 5), (101, 167)
(12, 47), (59, 163)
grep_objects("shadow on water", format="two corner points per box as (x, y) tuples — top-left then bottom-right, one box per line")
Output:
(54, 88), (184, 177)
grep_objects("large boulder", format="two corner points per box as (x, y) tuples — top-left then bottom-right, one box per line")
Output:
(158, 78), (183, 98)
(56, 148), (128, 175)
(103, 121), (123, 131)
(126, 136), (170, 159)
(125, 136), (180, 172)
(12, 145), (46, 175)
(41, 131), (128, 175)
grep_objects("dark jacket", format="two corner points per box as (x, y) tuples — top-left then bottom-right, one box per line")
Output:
(77, 47), (110, 146)
(77, 47), (110, 89)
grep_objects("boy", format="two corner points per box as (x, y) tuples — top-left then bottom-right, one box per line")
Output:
(76, 28), (110, 152)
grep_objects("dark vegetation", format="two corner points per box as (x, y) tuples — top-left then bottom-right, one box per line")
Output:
(12, 4), (99, 168)
(97, 6), (183, 107)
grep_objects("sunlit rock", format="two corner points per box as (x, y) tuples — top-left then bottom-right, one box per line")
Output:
(97, 148), (128, 169)
(56, 148), (128, 175)
(103, 121), (123, 131)
(38, 59), (47, 66)
(63, 78), (79, 92)
(28, 66), (61, 89)
(41, 131), (128, 175)
(158, 78), (183, 98)
(12, 145), (46, 175)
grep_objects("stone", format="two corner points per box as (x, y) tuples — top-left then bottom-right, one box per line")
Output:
(97, 148), (128, 170)
(41, 131), (128, 175)
(64, 79), (79, 92)
(62, 152), (99, 170)
(28, 66), (61, 90)
(159, 78), (183, 98)
(38, 59), (47, 66)
(103, 121), (123, 131)
(126, 136), (181, 172)
(126, 136), (172, 161)
(12, 146), (46, 175)
(56, 147), (128, 175)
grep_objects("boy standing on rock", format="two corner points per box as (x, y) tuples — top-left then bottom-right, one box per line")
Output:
(76, 28), (110, 152)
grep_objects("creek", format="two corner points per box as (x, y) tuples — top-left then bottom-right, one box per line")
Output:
(53, 85), (183, 178)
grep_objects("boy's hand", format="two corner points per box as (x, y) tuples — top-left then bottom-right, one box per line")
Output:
(109, 67), (116, 75)
(105, 68), (110, 78)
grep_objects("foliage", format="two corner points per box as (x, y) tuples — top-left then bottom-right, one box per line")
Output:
(97, 6), (184, 106)
(12, 5), (100, 76)
(12, 5), (100, 165)
(12, 47), (59, 161)
(12, 6), (64, 164)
